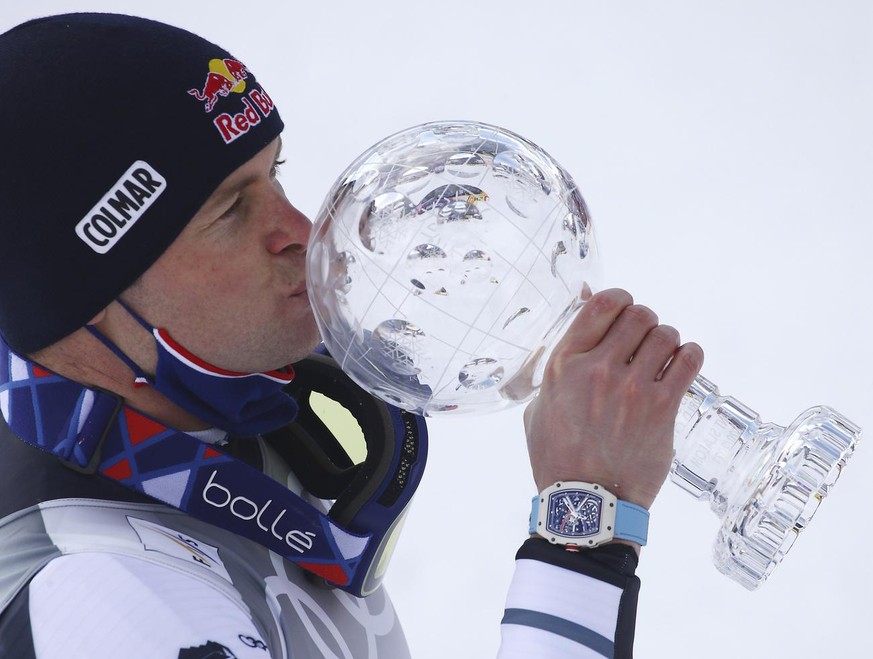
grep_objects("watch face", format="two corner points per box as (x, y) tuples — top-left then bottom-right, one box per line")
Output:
(545, 490), (603, 538)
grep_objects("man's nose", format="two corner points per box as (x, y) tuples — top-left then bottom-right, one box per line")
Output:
(266, 186), (312, 255)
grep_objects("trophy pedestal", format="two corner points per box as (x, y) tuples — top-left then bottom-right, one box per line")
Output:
(671, 375), (860, 589)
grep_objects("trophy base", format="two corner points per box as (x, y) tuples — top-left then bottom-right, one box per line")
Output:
(711, 406), (858, 590)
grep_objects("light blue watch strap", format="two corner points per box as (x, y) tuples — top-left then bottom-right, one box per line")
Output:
(529, 495), (539, 535)
(614, 500), (649, 546)
(529, 487), (649, 547)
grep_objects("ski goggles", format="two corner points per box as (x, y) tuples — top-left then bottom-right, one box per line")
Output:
(0, 343), (428, 597)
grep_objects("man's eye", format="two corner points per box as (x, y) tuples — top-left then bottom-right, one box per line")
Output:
(221, 195), (243, 218)
(270, 158), (286, 178)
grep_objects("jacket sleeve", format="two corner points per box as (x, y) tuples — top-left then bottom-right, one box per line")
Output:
(498, 539), (640, 659)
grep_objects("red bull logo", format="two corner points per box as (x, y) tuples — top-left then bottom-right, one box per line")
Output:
(213, 88), (276, 144)
(188, 58), (250, 112)
(187, 57), (278, 144)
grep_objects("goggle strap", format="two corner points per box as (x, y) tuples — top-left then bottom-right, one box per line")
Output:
(0, 347), (370, 591)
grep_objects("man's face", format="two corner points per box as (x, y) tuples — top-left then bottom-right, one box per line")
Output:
(123, 137), (321, 372)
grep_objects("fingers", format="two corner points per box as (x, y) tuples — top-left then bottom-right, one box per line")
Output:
(597, 303), (659, 363)
(659, 341), (705, 391)
(556, 288), (633, 354)
(619, 315), (702, 389)
(629, 324), (680, 378)
(556, 287), (704, 389)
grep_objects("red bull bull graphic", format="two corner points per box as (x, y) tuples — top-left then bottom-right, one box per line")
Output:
(188, 58), (249, 112)
(223, 58), (249, 83)
(187, 58), (277, 144)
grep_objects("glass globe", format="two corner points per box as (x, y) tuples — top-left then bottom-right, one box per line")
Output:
(306, 121), (600, 415)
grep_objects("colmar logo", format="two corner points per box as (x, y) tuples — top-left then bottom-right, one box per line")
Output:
(188, 58), (278, 144)
(75, 161), (166, 254)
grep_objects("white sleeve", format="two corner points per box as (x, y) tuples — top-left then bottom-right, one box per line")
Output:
(26, 552), (272, 659)
(498, 540), (640, 659)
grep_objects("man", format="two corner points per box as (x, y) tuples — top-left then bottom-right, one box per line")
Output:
(0, 13), (702, 658)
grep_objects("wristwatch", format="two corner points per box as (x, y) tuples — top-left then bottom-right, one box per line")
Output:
(529, 481), (649, 549)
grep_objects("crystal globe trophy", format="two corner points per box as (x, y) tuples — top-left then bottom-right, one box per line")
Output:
(307, 121), (597, 415)
(306, 120), (861, 589)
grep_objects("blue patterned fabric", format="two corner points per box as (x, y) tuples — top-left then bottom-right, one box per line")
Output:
(0, 340), (370, 591)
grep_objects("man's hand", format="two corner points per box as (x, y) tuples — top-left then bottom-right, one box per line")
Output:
(524, 288), (704, 511)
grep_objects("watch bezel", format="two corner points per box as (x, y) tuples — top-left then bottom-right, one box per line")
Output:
(533, 481), (618, 548)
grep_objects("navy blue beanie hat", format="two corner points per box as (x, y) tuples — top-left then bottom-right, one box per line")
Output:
(0, 13), (284, 353)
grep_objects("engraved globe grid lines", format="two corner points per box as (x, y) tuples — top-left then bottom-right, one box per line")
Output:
(334, 137), (577, 398)
(362, 142), (567, 393)
(309, 121), (599, 414)
(361, 178), (560, 397)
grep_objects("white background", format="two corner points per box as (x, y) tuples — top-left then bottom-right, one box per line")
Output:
(3, 2), (871, 657)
